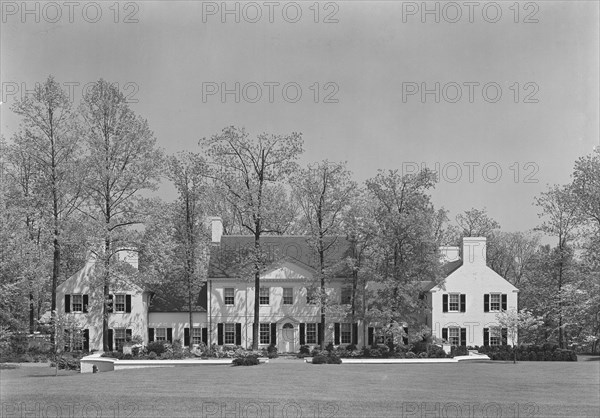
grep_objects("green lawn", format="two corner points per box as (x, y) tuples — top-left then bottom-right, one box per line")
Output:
(1, 359), (599, 417)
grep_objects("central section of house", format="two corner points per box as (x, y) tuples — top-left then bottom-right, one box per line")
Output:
(207, 231), (358, 351)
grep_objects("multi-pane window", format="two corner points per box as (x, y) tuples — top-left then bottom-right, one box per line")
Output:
(306, 288), (316, 304)
(155, 328), (167, 341)
(72, 294), (83, 312)
(283, 288), (293, 305)
(489, 327), (501, 346)
(224, 288), (235, 305)
(306, 323), (317, 344)
(115, 328), (126, 350)
(65, 329), (84, 351)
(341, 323), (352, 344)
(259, 287), (270, 305)
(73, 330), (84, 351)
(341, 287), (352, 305)
(115, 294), (126, 312)
(448, 327), (460, 346)
(490, 294), (501, 311)
(373, 328), (385, 344)
(224, 323), (236, 344)
(448, 294), (460, 312)
(192, 328), (203, 345)
(260, 323), (270, 344)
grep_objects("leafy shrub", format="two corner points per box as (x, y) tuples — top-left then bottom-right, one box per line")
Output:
(346, 344), (357, 351)
(310, 347), (322, 357)
(146, 341), (168, 357)
(369, 349), (381, 358)
(427, 345), (447, 358)
(311, 354), (341, 364)
(50, 356), (80, 371)
(336, 349), (349, 358)
(325, 342), (335, 352)
(450, 346), (468, 357)
(232, 355), (259, 366)
(405, 352), (416, 359)
(376, 344), (390, 357)
(148, 351), (157, 360)
(267, 343), (278, 358)
(299, 345), (310, 356)
(410, 340), (428, 354)
(418, 352), (428, 358)
(478, 345), (577, 361)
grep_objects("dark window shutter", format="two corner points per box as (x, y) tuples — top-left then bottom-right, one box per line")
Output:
(235, 323), (242, 345)
(501, 294), (507, 311)
(184, 328), (190, 346)
(167, 328), (173, 343)
(334, 323), (340, 345)
(126, 329), (132, 341)
(148, 328), (154, 342)
(202, 327), (208, 344)
(460, 294), (466, 312)
(217, 323), (224, 345)
(107, 329), (113, 351)
(442, 294), (448, 312)
(83, 295), (88, 313)
(299, 323), (305, 345)
(352, 323), (358, 345)
(483, 328), (489, 346)
(65, 295), (71, 313)
(442, 328), (448, 342)
(368, 327), (374, 346)
(460, 328), (467, 346)
(403, 327), (409, 346)
(317, 323), (323, 345)
(83, 329), (90, 351)
(108, 294), (114, 313)
(501, 328), (508, 345)
(126, 295), (132, 313)
(484, 294), (489, 312)
(270, 323), (276, 345)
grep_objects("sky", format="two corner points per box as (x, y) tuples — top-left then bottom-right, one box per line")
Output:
(1, 0), (598, 236)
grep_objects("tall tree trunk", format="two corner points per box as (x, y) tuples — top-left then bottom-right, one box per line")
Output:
(319, 234), (325, 350)
(103, 237), (110, 352)
(253, 229), (260, 350)
(29, 293), (35, 334)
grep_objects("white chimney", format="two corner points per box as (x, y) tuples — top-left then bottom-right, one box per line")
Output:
(208, 216), (223, 243)
(439, 246), (460, 263)
(462, 237), (487, 266)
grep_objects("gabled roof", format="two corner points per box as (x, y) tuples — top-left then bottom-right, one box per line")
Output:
(207, 235), (352, 278)
(420, 259), (464, 291)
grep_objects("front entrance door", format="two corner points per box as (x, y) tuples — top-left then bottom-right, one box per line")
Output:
(279, 323), (296, 353)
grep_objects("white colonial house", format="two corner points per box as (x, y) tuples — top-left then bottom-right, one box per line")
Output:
(56, 217), (517, 352)
(423, 237), (519, 347)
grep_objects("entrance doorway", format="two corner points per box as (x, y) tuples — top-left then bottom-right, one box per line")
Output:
(279, 322), (296, 353)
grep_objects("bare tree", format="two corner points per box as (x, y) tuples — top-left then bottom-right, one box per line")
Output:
(292, 161), (356, 349)
(200, 127), (303, 349)
(10, 76), (83, 333)
(79, 80), (164, 351)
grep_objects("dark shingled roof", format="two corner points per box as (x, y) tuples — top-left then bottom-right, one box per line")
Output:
(148, 282), (208, 312)
(207, 235), (352, 278)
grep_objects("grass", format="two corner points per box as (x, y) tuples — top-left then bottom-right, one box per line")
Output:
(1, 359), (599, 417)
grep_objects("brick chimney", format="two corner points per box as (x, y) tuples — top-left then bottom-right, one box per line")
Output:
(462, 237), (486, 266)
